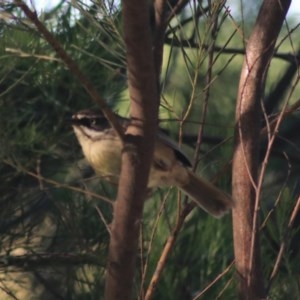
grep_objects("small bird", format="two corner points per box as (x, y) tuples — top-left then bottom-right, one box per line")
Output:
(71, 110), (233, 217)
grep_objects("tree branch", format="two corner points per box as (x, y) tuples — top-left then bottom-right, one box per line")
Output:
(14, 0), (124, 140)
(104, 1), (160, 299)
(164, 38), (300, 63)
(145, 203), (194, 300)
(0, 253), (101, 269)
(232, 0), (291, 299)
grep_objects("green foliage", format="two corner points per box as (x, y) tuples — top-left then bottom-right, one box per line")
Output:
(0, 1), (300, 299)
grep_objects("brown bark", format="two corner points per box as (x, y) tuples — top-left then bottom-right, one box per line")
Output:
(232, 1), (291, 299)
(104, 1), (160, 299)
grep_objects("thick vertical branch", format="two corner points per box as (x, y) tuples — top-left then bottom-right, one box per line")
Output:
(232, 1), (291, 299)
(104, 1), (159, 299)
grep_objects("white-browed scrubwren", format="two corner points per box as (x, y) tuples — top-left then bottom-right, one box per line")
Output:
(72, 110), (233, 218)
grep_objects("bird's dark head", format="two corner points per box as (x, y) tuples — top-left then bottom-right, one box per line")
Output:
(72, 110), (110, 131)
(71, 110), (112, 141)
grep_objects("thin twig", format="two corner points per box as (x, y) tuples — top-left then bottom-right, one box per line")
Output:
(144, 203), (194, 300)
(260, 152), (291, 230)
(14, 0), (125, 141)
(250, 74), (300, 284)
(139, 191), (170, 299)
(164, 39), (300, 64)
(3, 158), (113, 205)
(0, 252), (102, 269)
(5, 47), (61, 61)
(248, 97), (285, 284)
(94, 205), (112, 235)
(260, 98), (300, 137)
(267, 195), (300, 292)
(192, 3), (221, 170)
(192, 260), (235, 299)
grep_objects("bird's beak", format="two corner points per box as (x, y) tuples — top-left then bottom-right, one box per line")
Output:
(68, 114), (81, 126)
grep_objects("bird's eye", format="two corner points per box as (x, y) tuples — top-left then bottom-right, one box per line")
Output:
(90, 119), (97, 126)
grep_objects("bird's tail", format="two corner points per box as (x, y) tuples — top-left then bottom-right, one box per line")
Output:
(179, 170), (233, 218)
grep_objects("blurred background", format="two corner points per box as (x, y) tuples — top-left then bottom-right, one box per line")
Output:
(0, 1), (300, 299)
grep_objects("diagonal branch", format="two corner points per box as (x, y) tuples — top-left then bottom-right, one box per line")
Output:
(14, 0), (124, 141)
